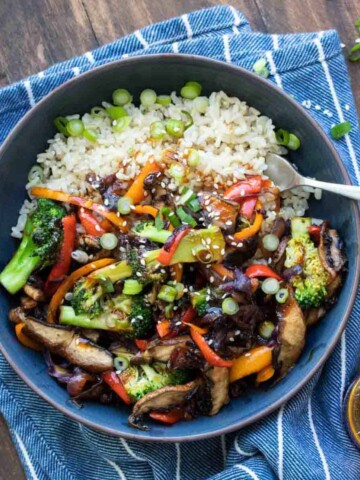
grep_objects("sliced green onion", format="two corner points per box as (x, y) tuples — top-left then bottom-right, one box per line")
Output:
(140, 89), (157, 107)
(349, 43), (360, 62)
(331, 121), (352, 139)
(182, 111), (193, 129)
(275, 288), (289, 304)
(123, 279), (143, 295)
(114, 355), (130, 372)
(193, 245), (213, 264)
(166, 119), (185, 138)
(28, 165), (43, 183)
(261, 277), (280, 295)
(117, 196), (134, 214)
(112, 89), (132, 106)
(287, 133), (301, 151)
(54, 116), (69, 136)
(262, 234), (279, 252)
(112, 116), (132, 133)
(176, 207), (197, 227)
(253, 58), (269, 78)
(168, 281), (185, 300)
(222, 297), (239, 315)
(276, 129), (290, 145)
(66, 119), (84, 137)
(91, 106), (107, 118)
(158, 285), (177, 303)
(164, 304), (174, 319)
(187, 149), (200, 167)
(178, 188), (196, 205)
(155, 213), (164, 230)
(259, 321), (275, 339)
(83, 128), (98, 142)
(169, 163), (185, 180)
(181, 83), (201, 100)
(100, 233), (118, 250)
(106, 105), (128, 120)
(193, 96), (209, 114)
(156, 95), (172, 106)
(188, 198), (202, 213)
(150, 121), (166, 140)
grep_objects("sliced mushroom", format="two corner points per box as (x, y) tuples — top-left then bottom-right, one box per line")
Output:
(205, 367), (229, 415)
(23, 284), (46, 302)
(276, 292), (306, 376)
(272, 236), (289, 272)
(327, 274), (342, 299)
(132, 380), (201, 418)
(78, 234), (101, 252)
(20, 295), (37, 311)
(305, 307), (326, 326)
(9, 307), (27, 324)
(201, 195), (239, 233)
(318, 223), (346, 281)
(141, 336), (192, 363)
(21, 316), (113, 373)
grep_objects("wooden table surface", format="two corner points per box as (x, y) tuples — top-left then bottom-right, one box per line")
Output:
(0, 1), (359, 478)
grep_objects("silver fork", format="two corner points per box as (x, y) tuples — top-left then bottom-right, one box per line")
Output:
(265, 153), (360, 201)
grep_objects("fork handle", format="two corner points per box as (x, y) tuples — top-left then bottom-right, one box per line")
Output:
(301, 176), (360, 201)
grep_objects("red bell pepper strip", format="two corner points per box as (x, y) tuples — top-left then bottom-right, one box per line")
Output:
(44, 215), (76, 296)
(157, 306), (196, 339)
(181, 306), (197, 324)
(190, 328), (233, 368)
(224, 176), (263, 202)
(78, 207), (107, 237)
(157, 228), (192, 265)
(149, 408), (185, 424)
(245, 264), (282, 281)
(308, 225), (321, 242)
(240, 196), (257, 219)
(102, 371), (132, 405)
(135, 339), (148, 351)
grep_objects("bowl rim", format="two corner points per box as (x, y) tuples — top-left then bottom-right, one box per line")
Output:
(0, 53), (359, 442)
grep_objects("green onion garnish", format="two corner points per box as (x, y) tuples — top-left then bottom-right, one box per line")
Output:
(188, 198), (202, 213)
(123, 279), (143, 295)
(176, 207), (197, 227)
(54, 116), (69, 136)
(164, 304), (174, 319)
(106, 105), (128, 120)
(331, 121), (352, 139)
(349, 43), (360, 62)
(28, 165), (43, 183)
(66, 119), (84, 137)
(83, 128), (98, 142)
(150, 121), (166, 140)
(112, 89), (132, 106)
(140, 89), (157, 107)
(156, 95), (172, 106)
(182, 111), (193, 129)
(262, 234), (280, 252)
(114, 356), (129, 372)
(275, 288), (289, 304)
(276, 129), (301, 150)
(261, 278), (280, 295)
(222, 297), (239, 315)
(98, 277), (115, 293)
(158, 285), (178, 303)
(187, 149), (200, 167)
(100, 233), (118, 250)
(169, 163), (185, 180)
(253, 59), (269, 78)
(161, 207), (181, 228)
(287, 133), (301, 151)
(112, 116), (131, 133)
(192, 245), (213, 264)
(91, 106), (107, 118)
(166, 119), (185, 138)
(193, 97), (209, 114)
(178, 188), (196, 205)
(259, 321), (275, 339)
(155, 213), (164, 230)
(117, 196), (134, 214)
(180, 81), (202, 99)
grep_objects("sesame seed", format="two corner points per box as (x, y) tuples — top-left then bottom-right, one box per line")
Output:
(161, 269), (166, 274)
(175, 321), (182, 326)
(183, 288), (188, 293)
(213, 245), (219, 249)
(229, 337), (235, 342)
(237, 242), (243, 247)
(208, 339), (213, 345)
(136, 272), (142, 277)
(161, 182), (166, 188)
(222, 276), (227, 282)
(95, 224), (101, 231)
(206, 296), (211, 301)
(225, 220), (232, 226)
(209, 276), (215, 283)
(268, 258), (272, 264)
(231, 242), (237, 247)
(123, 221), (127, 226)
(140, 259), (146, 266)
(137, 315), (143, 320)
(104, 199), (109, 206)
(206, 264), (211, 269)
(235, 330), (240, 335)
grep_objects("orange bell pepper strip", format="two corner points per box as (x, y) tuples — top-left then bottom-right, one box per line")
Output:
(170, 264), (183, 282)
(212, 264), (235, 280)
(256, 365), (275, 383)
(78, 208), (108, 237)
(230, 346), (273, 383)
(44, 215), (77, 297)
(183, 323), (208, 335)
(135, 339), (148, 351)
(156, 320), (172, 338)
(157, 228), (192, 265)
(124, 160), (162, 204)
(15, 323), (42, 351)
(102, 371), (132, 405)
(47, 258), (115, 324)
(223, 176), (263, 201)
(31, 187), (128, 232)
(233, 201), (263, 242)
(190, 328), (233, 368)
(181, 306), (197, 324)
(132, 205), (159, 218)
(149, 408), (185, 424)
(245, 264), (282, 281)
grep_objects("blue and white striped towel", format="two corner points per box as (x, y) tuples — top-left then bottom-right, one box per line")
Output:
(0, 5), (359, 479)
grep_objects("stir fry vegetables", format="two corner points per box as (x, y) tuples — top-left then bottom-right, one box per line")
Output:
(2, 81), (347, 430)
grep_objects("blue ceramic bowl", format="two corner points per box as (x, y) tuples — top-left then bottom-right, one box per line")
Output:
(0, 55), (359, 441)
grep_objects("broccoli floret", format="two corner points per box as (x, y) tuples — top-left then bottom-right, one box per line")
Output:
(71, 278), (105, 318)
(119, 363), (191, 402)
(285, 217), (329, 309)
(128, 248), (167, 285)
(0, 199), (66, 293)
(190, 288), (210, 317)
(129, 295), (153, 339)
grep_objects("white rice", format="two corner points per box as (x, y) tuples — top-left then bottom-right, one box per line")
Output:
(12, 91), (314, 238)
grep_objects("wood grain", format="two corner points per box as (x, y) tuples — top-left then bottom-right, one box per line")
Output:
(0, 1), (359, 478)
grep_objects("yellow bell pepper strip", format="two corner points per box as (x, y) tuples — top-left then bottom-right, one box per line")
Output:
(124, 160), (162, 204)
(256, 365), (275, 383)
(31, 187), (128, 232)
(15, 322), (42, 351)
(132, 205), (159, 218)
(47, 258), (116, 324)
(233, 201), (263, 241)
(230, 346), (273, 383)
(190, 328), (233, 368)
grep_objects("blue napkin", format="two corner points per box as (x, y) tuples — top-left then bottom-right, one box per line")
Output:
(1, 5), (360, 479)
